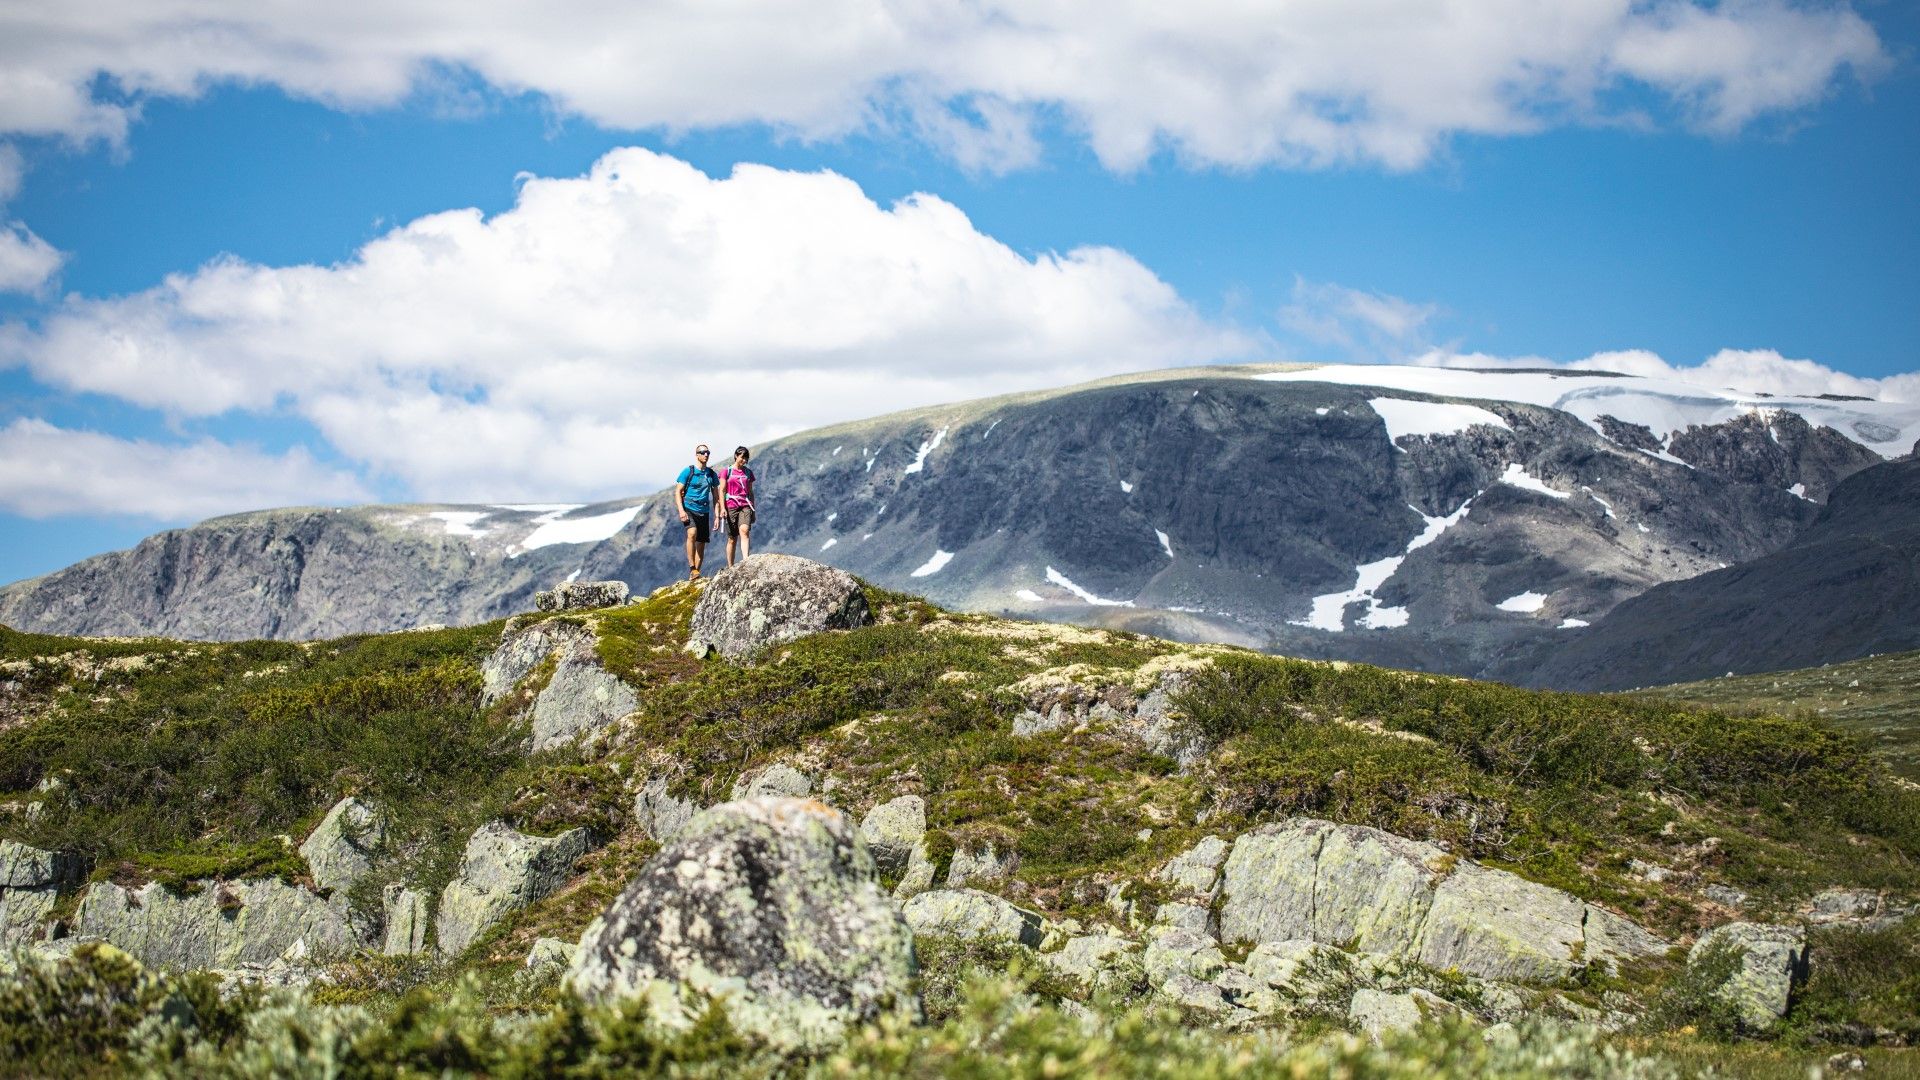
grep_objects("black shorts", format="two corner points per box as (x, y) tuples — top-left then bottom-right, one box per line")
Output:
(682, 509), (710, 543)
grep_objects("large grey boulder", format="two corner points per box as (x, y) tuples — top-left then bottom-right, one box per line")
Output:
(299, 797), (383, 897)
(1158, 835), (1230, 898)
(568, 797), (916, 1053)
(435, 822), (590, 955)
(686, 554), (872, 660)
(1042, 934), (1141, 992)
(0, 839), (80, 944)
(529, 641), (639, 751)
(1687, 922), (1808, 1033)
(858, 795), (926, 878)
(945, 842), (1016, 888)
(1143, 925), (1226, 985)
(1218, 818), (1665, 983)
(535, 580), (630, 613)
(1242, 939), (1366, 1017)
(71, 878), (354, 970)
(901, 888), (1043, 947)
(481, 619), (593, 704)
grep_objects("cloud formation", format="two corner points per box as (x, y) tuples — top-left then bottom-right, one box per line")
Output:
(0, 145), (63, 294)
(1280, 279), (1441, 360)
(0, 419), (369, 519)
(1, 148), (1250, 506)
(0, 1), (1886, 171)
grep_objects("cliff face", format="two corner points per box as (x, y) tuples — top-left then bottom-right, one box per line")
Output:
(0, 364), (1904, 678)
(1505, 458), (1920, 691)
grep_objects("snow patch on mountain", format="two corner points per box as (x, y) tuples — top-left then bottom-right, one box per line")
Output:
(1367, 397), (1510, 442)
(1045, 567), (1134, 607)
(910, 549), (954, 577)
(1497, 591), (1549, 613)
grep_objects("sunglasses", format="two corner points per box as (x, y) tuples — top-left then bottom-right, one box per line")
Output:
(695, 450), (710, 455)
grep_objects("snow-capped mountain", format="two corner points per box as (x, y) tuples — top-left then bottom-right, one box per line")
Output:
(4, 363), (1913, 684)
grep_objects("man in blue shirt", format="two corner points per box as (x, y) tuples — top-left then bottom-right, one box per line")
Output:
(675, 444), (720, 580)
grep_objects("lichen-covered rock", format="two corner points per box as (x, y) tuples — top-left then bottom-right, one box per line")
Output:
(633, 776), (700, 844)
(1144, 926), (1226, 985)
(901, 888), (1043, 947)
(859, 795), (926, 878)
(945, 842), (1016, 888)
(1041, 934), (1140, 991)
(0, 839), (80, 945)
(435, 822), (590, 955)
(480, 619), (593, 704)
(535, 580), (630, 613)
(299, 797), (383, 897)
(731, 764), (813, 802)
(1160, 972), (1238, 1016)
(1009, 663), (1213, 768)
(526, 936), (577, 972)
(1687, 922), (1808, 1033)
(568, 797), (916, 1052)
(891, 843), (937, 901)
(530, 643), (639, 752)
(686, 554), (872, 660)
(1242, 939), (1365, 1017)
(382, 883), (428, 956)
(1158, 835), (1230, 898)
(1218, 818), (1665, 983)
(1348, 987), (1465, 1041)
(71, 878), (354, 971)
(1154, 902), (1214, 936)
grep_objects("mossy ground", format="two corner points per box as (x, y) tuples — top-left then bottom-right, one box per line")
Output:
(3, 579), (1919, 1073)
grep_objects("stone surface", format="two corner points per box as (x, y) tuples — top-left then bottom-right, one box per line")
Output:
(902, 888), (1044, 947)
(481, 619), (594, 705)
(731, 764), (814, 802)
(0, 839), (79, 945)
(633, 776), (700, 844)
(1688, 922), (1808, 1033)
(435, 822), (590, 955)
(1158, 835), (1230, 897)
(891, 843), (937, 900)
(1218, 818), (1665, 983)
(945, 842), (1016, 888)
(526, 936), (577, 971)
(1243, 939), (1364, 1016)
(1348, 987), (1463, 1041)
(1160, 971), (1234, 1015)
(299, 797), (383, 897)
(1154, 902), (1214, 936)
(530, 643), (639, 752)
(1041, 934), (1139, 989)
(685, 554), (872, 660)
(382, 883), (428, 956)
(535, 580), (630, 613)
(72, 878), (355, 971)
(569, 797), (916, 1052)
(1144, 925), (1226, 985)
(859, 795), (926, 878)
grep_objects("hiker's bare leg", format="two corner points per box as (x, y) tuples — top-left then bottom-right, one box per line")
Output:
(684, 525), (697, 575)
(739, 523), (751, 561)
(726, 530), (739, 567)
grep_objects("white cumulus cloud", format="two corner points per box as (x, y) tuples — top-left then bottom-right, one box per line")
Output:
(1, 148), (1251, 504)
(0, 419), (371, 519)
(0, 1), (1886, 171)
(0, 144), (64, 294)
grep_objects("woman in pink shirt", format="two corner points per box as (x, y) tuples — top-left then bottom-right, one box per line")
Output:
(720, 446), (757, 567)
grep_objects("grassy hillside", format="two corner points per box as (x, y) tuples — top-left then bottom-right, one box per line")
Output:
(3, 583), (1918, 1076)
(1637, 650), (1920, 782)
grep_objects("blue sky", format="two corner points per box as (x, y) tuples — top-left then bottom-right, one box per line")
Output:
(1, 1), (1917, 585)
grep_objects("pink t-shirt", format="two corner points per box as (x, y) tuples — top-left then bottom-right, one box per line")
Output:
(721, 466), (756, 510)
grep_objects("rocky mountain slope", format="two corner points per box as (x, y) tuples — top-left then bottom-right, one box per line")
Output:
(1507, 458), (1920, 692)
(2, 557), (1916, 1074)
(3, 363), (1913, 683)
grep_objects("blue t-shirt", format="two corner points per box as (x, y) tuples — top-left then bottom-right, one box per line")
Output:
(676, 465), (718, 513)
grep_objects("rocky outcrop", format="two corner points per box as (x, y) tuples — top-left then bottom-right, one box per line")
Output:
(0, 839), (80, 944)
(71, 878), (354, 970)
(1010, 659), (1214, 768)
(481, 619), (594, 704)
(568, 797), (916, 1052)
(1348, 987), (1465, 1041)
(535, 580), (630, 612)
(1041, 934), (1141, 992)
(298, 797), (383, 897)
(529, 643), (638, 752)
(685, 555), (872, 660)
(1687, 922), (1808, 1033)
(435, 822), (590, 955)
(1218, 818), (1665, 983)
(632, 776), (700, 844)
(901, 888), (1043, 947)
